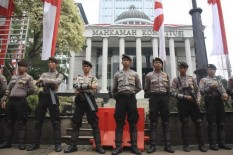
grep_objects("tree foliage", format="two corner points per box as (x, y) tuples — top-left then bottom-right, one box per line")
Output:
(12, 0), (85, 79)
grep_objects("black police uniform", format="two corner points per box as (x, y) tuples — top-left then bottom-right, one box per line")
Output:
(0, 60), (35, 150)
(199, 64), (231, 150)
(27, 57), (64, 152)
(112, 54), (142, 155)
(171, 62), (207, 152)
(145, 57), (174, 153)
(64, 60), (105, 154)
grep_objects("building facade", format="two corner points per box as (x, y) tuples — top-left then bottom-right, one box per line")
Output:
(71, 4), (196, 98)
(99, 0), (154, 24)
(73, 24), (196, 98)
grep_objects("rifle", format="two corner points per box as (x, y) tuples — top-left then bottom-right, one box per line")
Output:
(49, 88), (57, 105)
(216, 88), (231, 108)
(186, 86), (198, 104)
(83, 92), (96, 111)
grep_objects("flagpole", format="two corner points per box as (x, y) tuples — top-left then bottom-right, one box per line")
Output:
(189, 0), (208, 83)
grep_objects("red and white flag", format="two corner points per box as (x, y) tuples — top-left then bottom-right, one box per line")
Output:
(0, 0), (14, 66)
(153, 0), (166, 61)
(42, 0), (62, 60)
(208, 0), (228, 55)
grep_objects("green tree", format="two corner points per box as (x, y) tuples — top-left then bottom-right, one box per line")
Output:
(13, 0), (85, 79)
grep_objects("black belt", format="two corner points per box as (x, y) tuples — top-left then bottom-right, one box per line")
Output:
(118, 93), (135, 98)
(150, 92), (168, 96)
(9, 96), (25, 100)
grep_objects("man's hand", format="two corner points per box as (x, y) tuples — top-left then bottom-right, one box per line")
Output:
(90, 84), (97, 89)
(186, 95), (194, 102)
(210, 81), (218, 89)
(222, 93), (229, 101)
(1, 101), (6, 109)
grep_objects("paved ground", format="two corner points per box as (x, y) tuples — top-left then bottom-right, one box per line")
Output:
(0, 144), (233, 155)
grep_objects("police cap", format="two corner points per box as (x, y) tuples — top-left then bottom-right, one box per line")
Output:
(208, 64), (217, 70)
(48, 57), (58, 64)
(153, 57), (163, 65)
(82, 60), (92, 67)
(178, 61), (189, 68)
(18, 60), (28, 67)
(122, 54), (132, 61)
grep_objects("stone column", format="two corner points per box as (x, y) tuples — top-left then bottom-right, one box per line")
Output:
(185, 38), (193, 75)
(100, 37), (108, 93)
(169, 38), (176, 80)
(119, 37), (125, 70)
(152, 37), (158, 58)
(67, 51), (75, 92)
(136, 37), (144, 99)
(86, 37), (92, 61)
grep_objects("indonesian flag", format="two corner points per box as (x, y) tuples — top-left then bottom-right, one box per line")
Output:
(153, 0), (166, 61)
(42, 0), (62, 60)
(0, 0), (14, 65)
(208, 0), (228, 55)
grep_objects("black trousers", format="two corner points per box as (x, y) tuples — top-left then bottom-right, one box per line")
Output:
(72, 95), (99, 128)
(114, 94), (139, 132)
(177, 100), (202, 121)
(204, 96), (225, 124)
(148, 95), (170, 123)
(4, 97), (28, 142)
(33, 92), (61, 144)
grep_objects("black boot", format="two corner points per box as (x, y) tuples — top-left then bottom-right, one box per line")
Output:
(0, 141), (12, 149)
(147, 122), (156, 153)
(112, 132), (123, 155)
(64, 145), (78, 153)
(0, 121), (13, 149)
(163, 122), (174, 153)
(208, 123), (218, 151)
(195, 120), (207, 152)
(181, 119), (190, 152)
(27, 144), (39, 151)
(27, 121), (42, 151)
(93, 131), (105, 154)
(18, 124), (26, 150)
(64, 124), (79, 153)
(53, 121), (62, 152)
(130, 132), (141, 155)
(218, 123), (232, 150)
(55, 143), (62, 152)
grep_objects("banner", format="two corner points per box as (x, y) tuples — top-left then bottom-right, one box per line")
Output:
(42, 0), (62, 60)
(153, 0), (166, 61)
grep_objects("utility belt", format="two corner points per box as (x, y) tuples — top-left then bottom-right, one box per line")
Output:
(76, 92), (94, 101)
(118, 93), (135, 98)
(9, 96), (26, 100)
(39, 91), (58, 97)
(150, 92), (168, 96)
(204, 95), (221, 102)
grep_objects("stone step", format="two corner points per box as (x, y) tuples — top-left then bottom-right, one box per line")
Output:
(66, 128), (93, 136)
(62, 135), (93, 145)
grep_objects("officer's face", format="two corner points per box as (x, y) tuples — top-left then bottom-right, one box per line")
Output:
(178, 66), (188, 74)
(82, 65), (91, 73)
(18, 66), (27, 74)
(121, 58), (131, 68)
(153, 61), (162, 70)
(48, 61), (57, 70)
(207, 68), (216, 76)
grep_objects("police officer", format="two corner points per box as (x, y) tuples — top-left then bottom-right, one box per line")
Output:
(64, 60), (105, 154)
(171, 62), (207, 152)
(0, 60), (35, 150)
(145, 57), (174, 153)
(199, 64), (231, 150)
(226, 76), (233, 100)
(112, 54), (142, 155)
(27, 57), (64, 152)
(0, 69), (7, 99)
